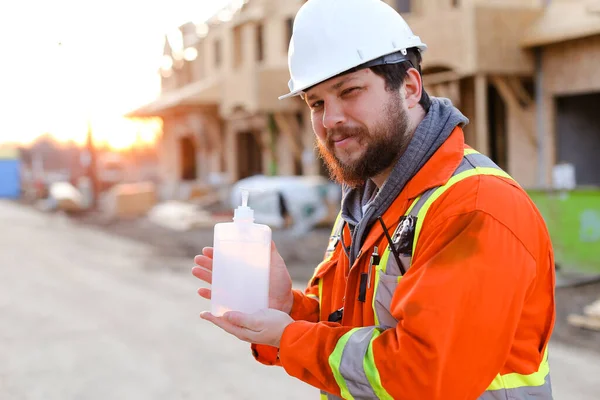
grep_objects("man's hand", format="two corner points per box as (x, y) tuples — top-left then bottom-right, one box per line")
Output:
(192, 242), (294, 314)
(200, 309), (294, 348)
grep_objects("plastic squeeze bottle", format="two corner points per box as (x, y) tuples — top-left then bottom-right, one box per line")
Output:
(210, 189), (271, 317)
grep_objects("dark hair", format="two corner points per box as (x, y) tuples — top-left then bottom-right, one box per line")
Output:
(369, 50), (431, 112)
(302, 49), (431, 111)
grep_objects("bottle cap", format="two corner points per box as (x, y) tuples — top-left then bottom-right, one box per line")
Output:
(233, 188), (254, 222)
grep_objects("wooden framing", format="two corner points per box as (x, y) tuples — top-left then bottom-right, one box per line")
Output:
(490, 76), (537, 147)
(273, 112), (303, 163)
(474, 74), (490, 156)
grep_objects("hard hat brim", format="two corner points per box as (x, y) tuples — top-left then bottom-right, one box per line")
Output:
(278, 46), (427, 101)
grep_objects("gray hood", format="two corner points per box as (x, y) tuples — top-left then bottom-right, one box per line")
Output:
(341, 97), (469, 264)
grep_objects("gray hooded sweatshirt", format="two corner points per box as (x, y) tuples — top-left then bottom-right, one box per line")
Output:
(340, 97), (469, 265)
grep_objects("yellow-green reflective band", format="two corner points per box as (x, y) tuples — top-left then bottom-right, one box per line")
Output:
(331, 211), (343, 236)
(363, 329), (394, 400)
(329, 328), (361, 400)
(463, 148), (479, 155)
(405, 193), (422, 215)
(318, 280), (323, 311)
(372, 266), (382, 327)
(487, 347), (550, 391)
(379, 248), (391, 275)
(378, 194), (421, 275)
(373, 193), (422, 325)
(412, 167), (515, 255)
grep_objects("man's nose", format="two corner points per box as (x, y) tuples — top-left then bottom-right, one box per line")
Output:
(322, 102), (346, 130)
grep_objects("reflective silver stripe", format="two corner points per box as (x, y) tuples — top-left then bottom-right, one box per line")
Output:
(373, 272), (400, 329)
(380, 252), (411, 277)
(407, 187), (437, 218)
(374, 159), (474, 328)
(464, 152), (501, 169)
(338, 327), (379, 399)
(478, 373), (553, 400)
(380, 155), (489, 275)
(385, 154), (474, 276)
(374, 280), (398, 328)
(453, 156), (474, 174)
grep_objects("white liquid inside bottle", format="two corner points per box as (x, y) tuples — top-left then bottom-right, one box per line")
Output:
(211, 189), (271, 316)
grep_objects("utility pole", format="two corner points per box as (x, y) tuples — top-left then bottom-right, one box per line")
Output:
(85, 119), (99, 210)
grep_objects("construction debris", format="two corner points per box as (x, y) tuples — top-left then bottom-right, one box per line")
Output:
(147, 201), (230, 231)
(567, 298), (600, 331)
(36, 182), (85, 213)
(103, 181), (157, 219)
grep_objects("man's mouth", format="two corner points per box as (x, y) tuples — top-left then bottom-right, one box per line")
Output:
(330, 135), (355, 148)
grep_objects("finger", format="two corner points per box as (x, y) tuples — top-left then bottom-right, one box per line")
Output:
(191, 266), (213, 284)
(200, 312), (253, 342)
(197, 287), (212, 299)
(202, 247), (214, 258)
(194, 255), (213, 270)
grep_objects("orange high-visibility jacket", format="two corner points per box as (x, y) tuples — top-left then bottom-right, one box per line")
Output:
(252, 127), (555, 400)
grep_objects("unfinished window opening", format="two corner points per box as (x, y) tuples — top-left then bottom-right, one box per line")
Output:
(237, 131), (263, 180)
(487, 84), (508, 171)
(556, 92), (600, 186)
(293, 112), (305, 175)
(233, 26), (243, 69)
(256, 23), (264, 62)
(194, 42), (206, 81)
(285, 18), (294, 53)
(214, 39), (222, 68)
(179, 136), (197, 181)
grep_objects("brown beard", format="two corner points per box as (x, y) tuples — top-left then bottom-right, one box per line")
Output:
(316, 94), (411, 188)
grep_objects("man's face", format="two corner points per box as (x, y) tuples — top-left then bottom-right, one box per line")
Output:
(305, 69), (411, 187)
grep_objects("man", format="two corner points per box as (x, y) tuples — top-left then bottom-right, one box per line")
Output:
(192, 0), (555, 398)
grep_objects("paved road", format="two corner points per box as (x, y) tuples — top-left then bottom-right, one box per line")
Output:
(0, 200), (598, 399)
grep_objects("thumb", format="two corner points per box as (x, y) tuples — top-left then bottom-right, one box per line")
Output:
(224, 311), (262, 331)
(270, 241), (285, 260)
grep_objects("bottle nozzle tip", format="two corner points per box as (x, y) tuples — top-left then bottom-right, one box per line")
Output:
(241, 189), (249, 207)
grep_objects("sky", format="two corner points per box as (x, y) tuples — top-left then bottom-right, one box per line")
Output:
(0, 0), (231, 148)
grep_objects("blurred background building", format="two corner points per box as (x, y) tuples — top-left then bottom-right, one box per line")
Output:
(4, 0), (597, 274)
(127, 0), (600, 192)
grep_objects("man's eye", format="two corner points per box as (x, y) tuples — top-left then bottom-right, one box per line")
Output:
(342, 87), (360, 96)
(311, 101), (323, 109)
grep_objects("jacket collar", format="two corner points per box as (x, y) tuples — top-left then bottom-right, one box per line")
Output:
(403, 125), (465, 201)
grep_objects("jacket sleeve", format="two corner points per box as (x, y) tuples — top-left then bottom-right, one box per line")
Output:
(277, 210), (540, 399)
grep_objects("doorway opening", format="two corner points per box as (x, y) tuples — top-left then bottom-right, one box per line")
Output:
(237, 131), (263, 180)
(179, 136), (197, 181)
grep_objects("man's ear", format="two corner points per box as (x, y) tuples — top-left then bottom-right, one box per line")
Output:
(403, 68), (423, 109)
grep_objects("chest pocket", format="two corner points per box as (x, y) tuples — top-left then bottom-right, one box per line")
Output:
(372, 149), (515, 328)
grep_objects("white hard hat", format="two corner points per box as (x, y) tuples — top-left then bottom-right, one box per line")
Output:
(279, 0), (427, 100)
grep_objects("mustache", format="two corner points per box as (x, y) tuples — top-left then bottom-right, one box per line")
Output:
(326, 126), (366, 143)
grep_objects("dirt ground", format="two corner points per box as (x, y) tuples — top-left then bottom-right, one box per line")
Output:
(72, 211), (330, 283)
(553, 280), (600, 353)
(73, 212), (600, 355)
